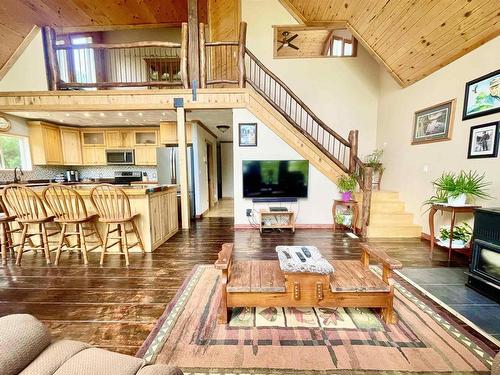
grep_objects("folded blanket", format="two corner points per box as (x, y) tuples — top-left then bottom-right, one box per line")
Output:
(276, 246), (334, 274)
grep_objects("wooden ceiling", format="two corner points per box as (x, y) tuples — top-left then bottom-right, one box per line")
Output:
(0, 0), (207, 79)
(279, 0), (500, 86)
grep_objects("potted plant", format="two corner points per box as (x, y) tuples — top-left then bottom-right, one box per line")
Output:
(364, 148), (385, 189)
(335, 211), (352, 226)
(428, 170), (491, 206)
(337, 174), (357, 202)
(438, 222), (472, 248)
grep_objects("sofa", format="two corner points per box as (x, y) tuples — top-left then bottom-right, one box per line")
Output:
(0, 314), (183, 375)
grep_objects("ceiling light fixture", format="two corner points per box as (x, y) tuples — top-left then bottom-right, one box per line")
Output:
(216, 124), (230, 133)
(125, 119), (129, 122)
(65, 113), (70, 117)
(138, 112), (143, 117)
(118, 112), (123, 116)
(99, 113), (105, 117)
(84, 113), (90, 117)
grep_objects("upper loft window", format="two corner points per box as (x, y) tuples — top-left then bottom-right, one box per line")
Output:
(326, 29), (358, 57)
(0, 134), (32, 171)
(56, 34), (97, 88)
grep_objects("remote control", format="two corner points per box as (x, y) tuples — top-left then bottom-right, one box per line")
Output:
(301, 247), (311, 258)
(282, 250), (292, 259)
(295, 251), (306, 262)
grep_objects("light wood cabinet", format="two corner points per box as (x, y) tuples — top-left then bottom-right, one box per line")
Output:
(60, 128), (82, 165)
(106, 130), (134, 149)
(134, 130), (158, 146)
(160, 121), (192, 144)
(82, 147), (106, 165)
(82, 131), (105, 146)
(135, 146), (157, 166)
(149, 188), (179, 249)
(28, 121), (64, 165)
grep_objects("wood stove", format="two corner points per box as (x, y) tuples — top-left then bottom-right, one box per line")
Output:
(467, 208), (500, 302)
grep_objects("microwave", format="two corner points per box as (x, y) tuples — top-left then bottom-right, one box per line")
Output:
(106, 150), (134, 165)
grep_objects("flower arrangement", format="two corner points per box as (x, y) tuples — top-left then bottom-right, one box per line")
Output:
(337, 174), (358, 202)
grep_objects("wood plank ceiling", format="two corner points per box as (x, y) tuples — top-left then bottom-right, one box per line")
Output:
(279, 0), (500, 86)
(0, 0), (208, 79)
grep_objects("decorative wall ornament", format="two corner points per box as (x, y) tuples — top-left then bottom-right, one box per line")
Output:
(411, 99), (455, 145)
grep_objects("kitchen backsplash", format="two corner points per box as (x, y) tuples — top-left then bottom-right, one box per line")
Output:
(0, 165), (158, 182)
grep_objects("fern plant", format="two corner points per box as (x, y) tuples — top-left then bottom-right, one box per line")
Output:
(433, 170), (491, 199)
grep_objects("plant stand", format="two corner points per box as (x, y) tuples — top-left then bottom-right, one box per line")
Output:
(428, 204), (480, 261)
(332, 199), (359, 233)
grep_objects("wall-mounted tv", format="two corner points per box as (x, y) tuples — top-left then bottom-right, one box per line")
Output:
(242, 160), (309, 198)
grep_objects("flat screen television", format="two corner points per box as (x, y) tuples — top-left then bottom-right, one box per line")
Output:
(242, 160), (309, 198)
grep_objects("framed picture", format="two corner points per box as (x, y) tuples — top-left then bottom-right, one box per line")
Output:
(463, 69), (500, 120)
(411, 99), (455, 145)
(467, 121), (499, 159)
(239, 123), (257, 146)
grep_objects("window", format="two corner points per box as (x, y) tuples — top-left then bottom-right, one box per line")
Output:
(326, 30), (357, 57)
(56, 34), (97, 87)
(0, 134), (32, 171)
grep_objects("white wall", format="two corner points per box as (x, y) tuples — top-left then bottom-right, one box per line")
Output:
(192, 123), (219, 216)
(377, 37), (500, 234)
(242, 0), (380, 155)
(0, 30), (48, 91)
(220, 142), (234, 198)
(233, 108), (338, 225)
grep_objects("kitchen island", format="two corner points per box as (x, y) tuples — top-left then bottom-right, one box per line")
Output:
(13, 184), (179, 253)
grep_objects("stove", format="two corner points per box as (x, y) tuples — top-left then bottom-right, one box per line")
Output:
(114, 171), (143, 185)
(467, 208), (500, 302)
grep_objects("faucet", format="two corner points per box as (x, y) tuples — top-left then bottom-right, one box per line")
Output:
(13, 167), (23, 183)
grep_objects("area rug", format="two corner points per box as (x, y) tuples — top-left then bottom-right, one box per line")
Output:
(137, 265), (497, 374)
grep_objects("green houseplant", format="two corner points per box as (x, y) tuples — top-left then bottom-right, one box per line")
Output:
(364, 148), (385, 189)
(337, 174), (358, 202)
(439, 222), (472, 248)
(427, 170), (491, 206)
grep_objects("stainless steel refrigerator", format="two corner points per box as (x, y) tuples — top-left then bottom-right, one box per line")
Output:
(156, 146), (196, 219)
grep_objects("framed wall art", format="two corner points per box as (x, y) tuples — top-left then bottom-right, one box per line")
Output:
(463, 69), (500, 120)
(467, 121), (499, 159)
(411, 99), (455, 145)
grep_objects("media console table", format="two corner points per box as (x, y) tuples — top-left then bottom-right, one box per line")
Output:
(259, 209), (296, 233)
(215, 243), (402, 324)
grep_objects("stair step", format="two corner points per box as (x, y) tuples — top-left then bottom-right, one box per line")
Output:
(367, 224), (422, 238)
(370, 212), (415, 225)
(370, 191), (400, 200)
(371, 201), (406, 212)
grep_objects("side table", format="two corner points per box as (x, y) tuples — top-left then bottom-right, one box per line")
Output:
(332, 199), (359, 233)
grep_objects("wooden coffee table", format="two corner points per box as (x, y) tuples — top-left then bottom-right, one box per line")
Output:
(215, 243), (402, 324)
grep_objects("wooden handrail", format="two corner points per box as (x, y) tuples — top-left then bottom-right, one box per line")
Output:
(54, 41), (182, 50)
(205, 41), (239, 47)
(245, 49), (350, 147)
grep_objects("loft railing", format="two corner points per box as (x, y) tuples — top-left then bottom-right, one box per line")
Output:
(43, 24), (189, 90)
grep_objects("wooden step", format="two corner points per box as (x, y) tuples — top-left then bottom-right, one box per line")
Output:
(370, 191), (400, 201)
(371, 201), (406, 212)
(370, 212), (415, 225)
(367, 224), (422, 238)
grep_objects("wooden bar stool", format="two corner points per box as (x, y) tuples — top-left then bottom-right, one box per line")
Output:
(90, 184), (145, 266)
(42, 184), (103, 265)
(3, 184), (57, 265)
(0, 196), (18, 265)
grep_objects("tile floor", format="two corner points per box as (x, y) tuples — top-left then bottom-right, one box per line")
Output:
(400, 267), (500, 341)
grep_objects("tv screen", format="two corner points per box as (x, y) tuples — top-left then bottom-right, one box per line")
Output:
(242, 160), (309, 198)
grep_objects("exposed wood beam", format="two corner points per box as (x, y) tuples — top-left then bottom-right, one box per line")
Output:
(54, 22), (184, 34)
(0, 26), (39, 81)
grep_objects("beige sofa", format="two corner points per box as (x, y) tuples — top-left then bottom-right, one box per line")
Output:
(0, 314), (182, 375)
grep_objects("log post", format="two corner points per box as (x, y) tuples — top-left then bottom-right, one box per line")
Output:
(199, 23), (207, 89)
(361, 166), (373, 237)
(348, 130), (358, 174)
(180, 23), (189, 89)
(187, 0), (200, 86)
(237, 22), (247, 88)
(42, 26), (60, 91)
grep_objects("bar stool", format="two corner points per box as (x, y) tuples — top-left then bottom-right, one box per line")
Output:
(90, 184), (145, 266)
(42, 184), (103, 265)
(3, 184), (57, 265)
(0, 196), (17, 265)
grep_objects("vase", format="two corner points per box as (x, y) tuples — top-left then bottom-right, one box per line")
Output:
(341, 191), (353, 202)
(447, 194), (466, 206)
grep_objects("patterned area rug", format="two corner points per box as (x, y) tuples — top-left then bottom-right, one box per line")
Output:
(137, 265), (497, 374)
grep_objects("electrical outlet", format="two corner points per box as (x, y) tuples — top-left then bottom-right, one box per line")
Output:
(246, 209), (252, 217)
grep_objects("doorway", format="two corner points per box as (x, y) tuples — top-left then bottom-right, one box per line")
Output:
(206, 142), (215, 209)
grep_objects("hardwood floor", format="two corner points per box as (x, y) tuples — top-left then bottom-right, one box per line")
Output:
(0, 217), (469, 356)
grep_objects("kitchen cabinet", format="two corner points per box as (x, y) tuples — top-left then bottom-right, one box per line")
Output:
(149, 188), (179, 249)
(134, 130), (158, 146)
(106, 130), (134, 149)
(134, 146), (157, 166)
(82, 147), (106, 165)
(28, 121), (64, 165)
(60, 128), (82, 165)
(82, 131), (105, 146)
(160, 121), (192, 144)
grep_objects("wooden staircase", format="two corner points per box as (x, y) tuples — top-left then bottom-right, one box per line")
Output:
(356, 191), (422, 237)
